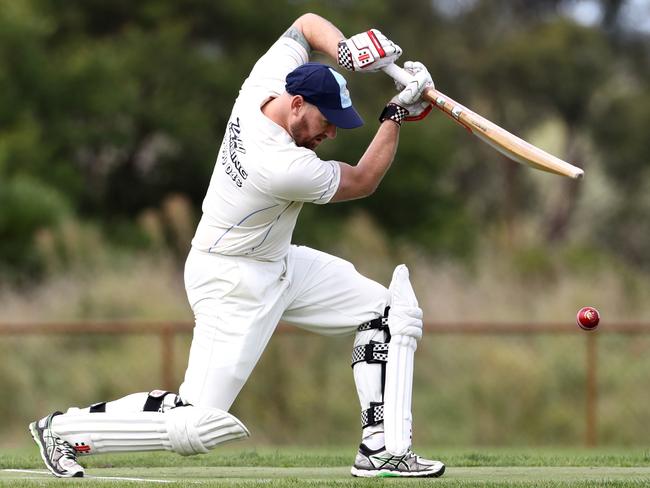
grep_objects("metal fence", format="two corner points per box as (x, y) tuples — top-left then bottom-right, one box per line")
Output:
(2, 321), (649, 447)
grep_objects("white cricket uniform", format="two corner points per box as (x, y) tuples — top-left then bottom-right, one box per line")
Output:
(179, 37), (390, 410)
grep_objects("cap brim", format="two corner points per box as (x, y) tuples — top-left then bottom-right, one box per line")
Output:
(318, 105), (364, 129)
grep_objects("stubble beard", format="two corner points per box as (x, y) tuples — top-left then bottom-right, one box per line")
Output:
(289, 118), (320, 150)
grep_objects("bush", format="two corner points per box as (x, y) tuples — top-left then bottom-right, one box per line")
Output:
(0, 176), (71, 276)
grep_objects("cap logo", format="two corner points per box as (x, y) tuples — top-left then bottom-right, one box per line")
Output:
(328, 68), (352, 108)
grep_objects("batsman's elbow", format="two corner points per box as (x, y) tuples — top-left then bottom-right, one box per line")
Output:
(353, 175), (380, 198)
(331, 164), (379, 202)
(361, 181), (380, 197)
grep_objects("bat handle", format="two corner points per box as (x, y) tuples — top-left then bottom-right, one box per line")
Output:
(381, 63), (414, 86)
(382, 63), (437, 103)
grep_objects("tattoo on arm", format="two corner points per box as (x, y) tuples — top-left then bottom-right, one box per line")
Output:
(282, 26), (311, 55)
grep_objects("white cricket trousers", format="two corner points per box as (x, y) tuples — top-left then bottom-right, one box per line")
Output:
(179, 245), (390, 410)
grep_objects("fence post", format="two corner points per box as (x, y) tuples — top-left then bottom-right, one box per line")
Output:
(160, 325), (175, 391)
(585, 332), (598, 447)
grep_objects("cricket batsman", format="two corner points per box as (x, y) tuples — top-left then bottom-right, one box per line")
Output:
(29, 13), (445, 478)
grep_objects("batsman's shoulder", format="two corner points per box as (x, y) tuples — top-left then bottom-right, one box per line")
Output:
(281, 25), (311, 55)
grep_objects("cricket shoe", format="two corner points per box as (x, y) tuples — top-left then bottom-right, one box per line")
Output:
(29, 412), (84, 478)
(351, 443), (445, 478)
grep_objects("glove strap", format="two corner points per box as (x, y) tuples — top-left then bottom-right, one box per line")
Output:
(379, 103), (407, 126)
(337, 42), (354, 71)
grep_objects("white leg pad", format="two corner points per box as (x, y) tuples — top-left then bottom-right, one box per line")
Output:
(384, 265), (422, 456)
(51, 406), (249, 456)
(384, 334), (417, 456)
(52, 411), (173, 454)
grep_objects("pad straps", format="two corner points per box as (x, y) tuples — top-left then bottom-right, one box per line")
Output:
(355, 307), (391, 428)
(361, 402), (385, 428)
(357, 315), (389, 333)
(351, 343), (389, 366)
(89, 402), (106, 413)
(143, 390), (185, 412)
(357, 306), (391, 341)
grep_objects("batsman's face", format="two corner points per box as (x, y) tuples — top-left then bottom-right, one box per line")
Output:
(289, 98), (337, 150)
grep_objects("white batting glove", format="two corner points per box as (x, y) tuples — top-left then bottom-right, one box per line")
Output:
(379, 61), (434, 125)
(391, 61), (434, 122)
(338, 29), (402, 72)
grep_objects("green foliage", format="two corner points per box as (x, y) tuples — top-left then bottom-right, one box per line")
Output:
(481, 20), (611, 125)
(0, 176), (71, 275)
(0, 0), (650, 274)
(586, 88), (650, 265)
(590, 90), (650, 191)
(367, 120), (475, 253)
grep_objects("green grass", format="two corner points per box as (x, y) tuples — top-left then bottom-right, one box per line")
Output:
(3, 446), (650, 487)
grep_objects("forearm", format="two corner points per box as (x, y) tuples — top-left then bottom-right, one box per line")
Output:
(331, 121), (400, 202)
(358, 121), (400, 189)
(292, 13), (345, 60)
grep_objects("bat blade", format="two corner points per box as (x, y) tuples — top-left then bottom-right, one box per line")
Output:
(382, 64), (584, 179)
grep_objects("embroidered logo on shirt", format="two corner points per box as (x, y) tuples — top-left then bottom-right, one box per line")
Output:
(221, 117), (248, 187)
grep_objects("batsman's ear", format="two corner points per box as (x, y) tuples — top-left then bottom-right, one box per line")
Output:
(289, 95), (306, 114)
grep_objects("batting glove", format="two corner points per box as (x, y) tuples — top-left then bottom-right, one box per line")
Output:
(380, 61), (434, 125)
(338, 29), (402, 72)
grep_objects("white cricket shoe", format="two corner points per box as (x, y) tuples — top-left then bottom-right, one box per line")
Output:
(351, 443), (445, 478)
(29, 412), (84, 478)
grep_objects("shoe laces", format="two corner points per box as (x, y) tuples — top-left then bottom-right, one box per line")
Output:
(50, 435), (78, 461)
(401, 450), (418, 462)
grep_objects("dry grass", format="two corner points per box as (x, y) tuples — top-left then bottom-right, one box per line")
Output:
(0, 253), (190, 322)
(332, 210), (650, 323)
(2, 208), (650, 324)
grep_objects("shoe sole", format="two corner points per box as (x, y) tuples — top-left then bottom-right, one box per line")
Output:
(351, 464), (445, 478)
(28, 421), (83, 478)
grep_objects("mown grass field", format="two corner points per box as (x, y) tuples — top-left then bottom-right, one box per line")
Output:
(2, 445), (650, 487)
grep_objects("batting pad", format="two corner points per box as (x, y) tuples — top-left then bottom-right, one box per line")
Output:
(384, 265), (421, 456)
(384, 334), (416, 456)
(51, 406), (249, 456)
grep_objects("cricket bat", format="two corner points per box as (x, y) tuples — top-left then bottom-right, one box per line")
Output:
(382, 63), (584, 179)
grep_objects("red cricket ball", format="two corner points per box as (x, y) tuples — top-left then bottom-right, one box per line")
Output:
(577, 306), (600, 331)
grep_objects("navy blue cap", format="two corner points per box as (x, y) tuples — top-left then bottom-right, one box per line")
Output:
(285, 62), (363, 129)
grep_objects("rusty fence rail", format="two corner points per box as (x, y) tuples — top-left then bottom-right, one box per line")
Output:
(2, 321), (649, 446)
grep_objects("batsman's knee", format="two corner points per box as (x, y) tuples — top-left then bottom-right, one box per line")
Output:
(166, 406), (249, 456)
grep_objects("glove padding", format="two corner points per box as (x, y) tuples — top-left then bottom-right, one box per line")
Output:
(390, 61), (434, 121)
(338, 29), (402, 72)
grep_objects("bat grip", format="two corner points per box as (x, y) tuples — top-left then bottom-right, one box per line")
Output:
(382, 63), (437, 104)
(381, 63), (414, 86)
